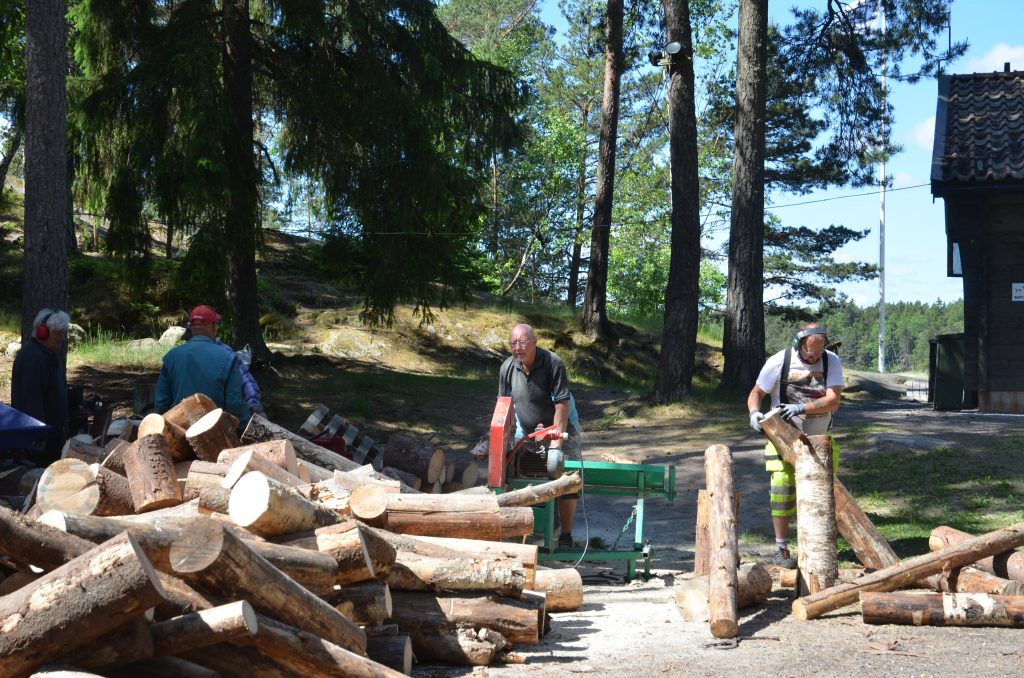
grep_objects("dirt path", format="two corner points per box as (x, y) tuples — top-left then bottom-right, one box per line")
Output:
(416, 391), (1024, 677)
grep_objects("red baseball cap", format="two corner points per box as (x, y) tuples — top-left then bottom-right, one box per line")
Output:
(188, 305), (221, 326)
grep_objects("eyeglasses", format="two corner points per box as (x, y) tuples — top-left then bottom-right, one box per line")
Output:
(509, 339), (532, 348)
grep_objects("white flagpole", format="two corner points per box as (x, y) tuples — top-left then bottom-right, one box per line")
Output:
(877, 5), (887, 373)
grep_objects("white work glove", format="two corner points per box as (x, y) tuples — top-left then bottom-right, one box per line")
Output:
(749, 411), (764, 433)
(780, 403), (806, 421)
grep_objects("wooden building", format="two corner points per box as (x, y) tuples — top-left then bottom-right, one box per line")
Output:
(931, 65), (1024, 413)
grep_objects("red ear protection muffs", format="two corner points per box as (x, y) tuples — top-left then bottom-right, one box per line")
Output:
(36, 312), (53, 341)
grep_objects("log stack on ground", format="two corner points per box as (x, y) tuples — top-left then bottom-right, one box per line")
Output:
(0, 409), (579, 673)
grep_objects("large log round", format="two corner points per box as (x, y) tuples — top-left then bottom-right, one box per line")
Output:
(383, 434), (446, 484)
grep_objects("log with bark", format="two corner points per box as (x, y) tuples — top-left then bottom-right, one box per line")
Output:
(0, 532), (166, 677)
(328, 580), (393, 626)
(452, 457), (481, 488)
(673, 563), (772, 622)
(387, 550), (527, 597)
(531, 567), (584, 612)
(380, 466), (422, 491)
(390, 591), (542, 645)
(36, 459), (133, 517)
(495, 473), (582, 507)
(222, 449), (305, 490)
(218, 439), (299, 476)
(234, 614), (403, 678)
(278, 522), (396, 585)
(365, 632), (413, 675)
(694, 489), (740, 577)
(198, 486), (231, 515)
(242, 413), (362, 473)
(795, 434), (838, 594)
(351, 488), (504, 540)
(168, 521), (367, 654)
(60, 437), (105, 464)
(793, 521), (1024, 620)
(101, 440), (130, 475)
(178, 461), (228, 501)
(761, 411), (899, 571)
(150, 600), (259, 656)
(924, 566), (1024, 596)
(929, 525), (1024, 582)
(383, 434), (447, 485)
(0, 505), (94, 571)
(403, 625), (509, 666)
(123, 435), (183, 513)
(861, 591), (1024, 627)
(228, 471), (340, 536)
(137, 413), (192, 462)
(163, 393), (219, 430)
(186, 409), (241, 462)
(704, 444), (739, 639)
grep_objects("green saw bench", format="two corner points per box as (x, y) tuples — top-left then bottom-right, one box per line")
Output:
(506, 459), (676, 581)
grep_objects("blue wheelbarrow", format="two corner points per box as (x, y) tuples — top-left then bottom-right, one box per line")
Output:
(0, 403), (51, 451)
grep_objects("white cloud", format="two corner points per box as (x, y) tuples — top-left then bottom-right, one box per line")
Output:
(892, 171), (917, 188)
(911, 117), (935, 151)
(964, 43), (1024, 74)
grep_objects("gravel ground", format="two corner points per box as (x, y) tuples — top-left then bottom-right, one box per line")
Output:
(416, 379), (1024, 677)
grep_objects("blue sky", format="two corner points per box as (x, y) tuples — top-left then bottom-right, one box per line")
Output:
(540, 0), (1024, 306)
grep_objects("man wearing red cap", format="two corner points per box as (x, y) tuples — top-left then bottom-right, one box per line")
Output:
(154, 305), (249, 423)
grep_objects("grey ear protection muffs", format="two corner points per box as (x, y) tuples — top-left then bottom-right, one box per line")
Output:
(793, 326), (828, 349)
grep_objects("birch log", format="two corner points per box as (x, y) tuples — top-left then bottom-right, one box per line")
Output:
(795, 435), (838, 594)
(861, 591), (1024, 627)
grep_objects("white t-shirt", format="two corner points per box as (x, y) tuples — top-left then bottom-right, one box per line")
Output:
(755, 348), (844, 435)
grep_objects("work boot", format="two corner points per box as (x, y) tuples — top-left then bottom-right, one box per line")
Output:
(772, 546), (797, 569)
(557, 533), (575, 548)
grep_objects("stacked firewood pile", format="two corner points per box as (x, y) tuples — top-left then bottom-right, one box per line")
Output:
(679, 409), (1024, 637)
(0, 393), (585, 677)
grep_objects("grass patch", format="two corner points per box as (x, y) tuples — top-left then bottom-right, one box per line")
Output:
(842, 443), (1024, 558)
(70, 331), (169, 369)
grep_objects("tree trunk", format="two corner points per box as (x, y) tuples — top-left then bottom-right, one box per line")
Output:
(0, 533), (165, 677)
(654, 0), (702, 403)
(795, 435), (837, 594)
(221, 0), (270, 362)
(721, 0), (769, 392)
(124, 435), (183, 512)
(694, 489), (741, 576)
(22, 0), (69, 341)
(168, 521), (367, 654)
(704, 444), (739, 638)
(580, 0), (623, 342)
(929, 525), (1024, 582)
(673, 562), (772, 622)
(861, 591), (1024, 627)
(0, 124), (23, 193)
(566, 126), (589, 310)
(793, 521), (1024, 620)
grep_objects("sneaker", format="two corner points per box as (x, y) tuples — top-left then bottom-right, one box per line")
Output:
(557, 533), (575, 548)
(772, 547), (797, 569)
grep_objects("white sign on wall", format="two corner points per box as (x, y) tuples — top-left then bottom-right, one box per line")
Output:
(1013, 283), (1024, 302)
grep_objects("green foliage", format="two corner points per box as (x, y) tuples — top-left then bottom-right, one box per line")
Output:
(69, 328), (169, 369)
(764, 296), (964, 372)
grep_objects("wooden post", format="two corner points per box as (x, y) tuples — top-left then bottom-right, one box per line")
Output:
(185, 408), (241, 462)
(168, 521), (367, 654)
(930, 525), (1024, 582)
(795, 435), (837, 594)
(861, 591), (1024, 627)
(0, 532), (166, 677)
(793, 521), (1024, 620)
(704, 444), (738, 639)
(123, 435), (183, 512)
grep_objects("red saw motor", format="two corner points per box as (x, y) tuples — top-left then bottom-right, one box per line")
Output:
(487, 396), (567, 490)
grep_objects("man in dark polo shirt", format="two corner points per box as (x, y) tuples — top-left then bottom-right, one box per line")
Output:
(499, 323), (581, 547)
